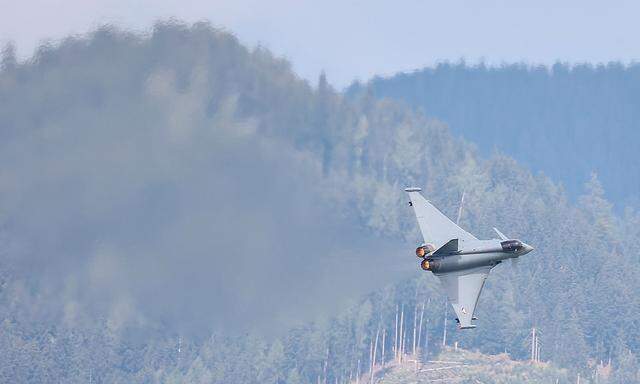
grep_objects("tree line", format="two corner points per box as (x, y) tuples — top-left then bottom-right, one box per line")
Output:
(1, 21), (640, 383)
(347, 61), (640, 209)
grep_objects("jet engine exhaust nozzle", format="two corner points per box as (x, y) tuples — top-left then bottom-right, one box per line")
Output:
(415, 243), (436, 258)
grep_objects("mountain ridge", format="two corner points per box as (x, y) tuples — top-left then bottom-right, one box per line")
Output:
(1, 21), (639, 383)
(347, 62), (640, 208)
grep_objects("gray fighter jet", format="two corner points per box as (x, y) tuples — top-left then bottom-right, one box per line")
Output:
(405, 187), (533, 329)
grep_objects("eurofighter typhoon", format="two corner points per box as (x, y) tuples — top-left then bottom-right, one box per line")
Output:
(405, 188), (534, 329)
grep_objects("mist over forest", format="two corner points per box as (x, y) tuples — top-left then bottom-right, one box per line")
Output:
(1, 21), (640, 383)
(0, 24), (408, 337)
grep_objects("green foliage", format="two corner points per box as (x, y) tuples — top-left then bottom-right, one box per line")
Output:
(609, 348), (640, 383)
(0, 21), (639, 383)
(348, 62), (640, 207)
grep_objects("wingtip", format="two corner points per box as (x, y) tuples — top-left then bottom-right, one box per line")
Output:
(404, 187), (422, 192)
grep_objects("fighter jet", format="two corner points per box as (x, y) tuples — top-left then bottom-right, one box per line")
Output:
(405, 187), (533, 329)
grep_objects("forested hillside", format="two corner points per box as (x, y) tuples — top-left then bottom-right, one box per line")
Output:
(1, 22), (640, 383)
(347, 62), (640, 207)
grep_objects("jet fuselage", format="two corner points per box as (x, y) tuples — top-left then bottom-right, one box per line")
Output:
(405, 186), (535, 329)
(423, 239), (533, 274)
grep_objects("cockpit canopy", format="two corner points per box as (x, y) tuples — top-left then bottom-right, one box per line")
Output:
(500, 239), (523, 252)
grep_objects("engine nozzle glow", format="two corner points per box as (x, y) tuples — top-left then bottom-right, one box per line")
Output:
(415, 243), (436, 258)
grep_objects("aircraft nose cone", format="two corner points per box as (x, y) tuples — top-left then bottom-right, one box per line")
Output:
(522, 244), (534, 255)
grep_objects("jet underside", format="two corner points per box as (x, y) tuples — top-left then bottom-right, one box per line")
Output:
(405, 187), (533, 329)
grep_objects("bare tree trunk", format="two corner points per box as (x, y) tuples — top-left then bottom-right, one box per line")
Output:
(402, 321), (407, 361)
(356, 359), (360, 384)
(369, 337), (374, 376)
(371, 327), (379, 384)
(424, 321), (430, 358)
(323, 348), (329, 384)
(401, 316), (407, 364)
(373, 328), (380, 368)
(381, 328), (386, 368)
(531, 327), (536, 362)
(456, 190), (466, 224)
(394, 304), (399, 361)
(412, 302), (418, 355)
(399, 304), (404, 363)
(417, 301), (425, 354)
(442, 300), (448, 347)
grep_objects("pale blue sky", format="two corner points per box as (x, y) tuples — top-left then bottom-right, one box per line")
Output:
(1, 0), (639, 87)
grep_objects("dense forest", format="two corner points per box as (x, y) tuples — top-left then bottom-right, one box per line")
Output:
(1, 22), (640, 383)
(347, 62), (640, 208)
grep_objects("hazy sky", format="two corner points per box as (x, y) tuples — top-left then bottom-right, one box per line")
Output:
(2, 0), (639, 87)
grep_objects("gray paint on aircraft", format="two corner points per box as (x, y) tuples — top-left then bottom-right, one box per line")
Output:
(405, 187), (534, 329)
